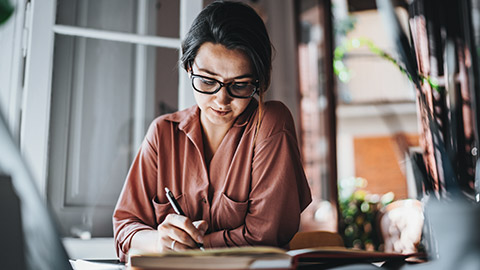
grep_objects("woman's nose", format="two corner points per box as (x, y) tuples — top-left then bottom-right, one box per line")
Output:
(214, 85), (232, 105)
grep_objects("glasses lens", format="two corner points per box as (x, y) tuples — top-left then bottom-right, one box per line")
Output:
(229, 82), (256, 98)
(192, 76), (219, 93)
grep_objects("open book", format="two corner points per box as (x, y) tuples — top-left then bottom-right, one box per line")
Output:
(128, 246), (421, 269)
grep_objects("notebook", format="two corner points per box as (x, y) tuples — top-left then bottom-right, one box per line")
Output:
(128, 245), (421, 269)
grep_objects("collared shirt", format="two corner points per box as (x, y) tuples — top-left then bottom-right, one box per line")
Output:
(113, 99), (312, 262)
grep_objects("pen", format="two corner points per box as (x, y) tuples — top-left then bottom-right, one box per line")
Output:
(164, 187), (205, 251)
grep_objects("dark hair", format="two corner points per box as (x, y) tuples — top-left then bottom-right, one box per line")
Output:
(181, 1), (273, 93)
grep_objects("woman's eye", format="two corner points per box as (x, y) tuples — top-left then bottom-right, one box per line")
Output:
(201, 78), (216, 85)
(231, 82), (249, 90)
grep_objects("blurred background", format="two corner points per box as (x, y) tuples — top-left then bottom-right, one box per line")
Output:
(1, 0), (480, 260)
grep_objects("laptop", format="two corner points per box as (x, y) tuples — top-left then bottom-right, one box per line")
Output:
(0, 109), (72, 270)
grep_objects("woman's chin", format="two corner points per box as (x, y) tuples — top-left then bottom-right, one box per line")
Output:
(206, 111), (234, 126)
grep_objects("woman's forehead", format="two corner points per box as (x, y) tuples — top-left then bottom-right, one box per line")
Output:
(194, 42), (253, 78)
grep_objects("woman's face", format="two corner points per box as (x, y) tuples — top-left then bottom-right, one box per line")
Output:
(192, 42), (254, 130)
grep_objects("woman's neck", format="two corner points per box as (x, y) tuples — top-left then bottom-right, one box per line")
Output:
(200, 117), (233, 165)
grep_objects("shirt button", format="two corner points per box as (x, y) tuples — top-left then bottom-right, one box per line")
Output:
(202, 198), (207, 204)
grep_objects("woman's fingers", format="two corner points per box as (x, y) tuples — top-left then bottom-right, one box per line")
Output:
(168, 237), (190, 251)
(165, 214), (204, 244)
(156, 233), (190, 252)
(192, 220), (208, 235)
(157, 222), (197, 249)
(156, 214), (205, 250)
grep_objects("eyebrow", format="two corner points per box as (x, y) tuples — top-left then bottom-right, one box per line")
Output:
(195, 67), (254, 80)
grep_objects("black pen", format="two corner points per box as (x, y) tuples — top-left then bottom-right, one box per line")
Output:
(164, 187), (205, 251)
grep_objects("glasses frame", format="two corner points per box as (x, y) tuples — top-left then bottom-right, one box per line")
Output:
(190, 73), (259, 99)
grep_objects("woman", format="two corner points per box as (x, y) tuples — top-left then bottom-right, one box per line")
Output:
(113, 1), (311, 262)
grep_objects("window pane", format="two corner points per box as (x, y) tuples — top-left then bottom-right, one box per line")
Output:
(49, 34), (179, 237)
(56, 0), (180, 38)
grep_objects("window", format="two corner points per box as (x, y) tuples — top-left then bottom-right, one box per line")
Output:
(2, 0), (203, 238)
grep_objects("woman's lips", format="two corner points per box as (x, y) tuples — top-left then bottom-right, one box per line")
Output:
(211, 108), (231, 116)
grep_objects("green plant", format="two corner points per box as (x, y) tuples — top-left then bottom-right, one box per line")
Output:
(338, 177), (394, 251)
(0, 0), (14, 25)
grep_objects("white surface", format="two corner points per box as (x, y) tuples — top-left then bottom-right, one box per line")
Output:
(70, 260), (125, 270)
(63, 238), (118, 260)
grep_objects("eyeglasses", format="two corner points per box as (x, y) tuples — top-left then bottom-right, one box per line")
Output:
(190, 73), (258, 99)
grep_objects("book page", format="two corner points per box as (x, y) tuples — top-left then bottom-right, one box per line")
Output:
(129, 246), (287, 258)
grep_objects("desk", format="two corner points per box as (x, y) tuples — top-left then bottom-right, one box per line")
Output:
(71, 258), (422, 270)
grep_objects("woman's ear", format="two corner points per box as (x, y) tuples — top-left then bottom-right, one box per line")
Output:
(186, 61), (193, 73)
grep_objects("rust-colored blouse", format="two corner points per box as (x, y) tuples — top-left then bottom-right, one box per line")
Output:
(113, 99), (311, 261)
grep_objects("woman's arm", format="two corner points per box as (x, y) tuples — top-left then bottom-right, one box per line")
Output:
(113, 119), (208, 261)
(130, 229), (158, 252)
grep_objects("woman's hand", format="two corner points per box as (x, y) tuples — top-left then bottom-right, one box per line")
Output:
(156, 214), (208, 251)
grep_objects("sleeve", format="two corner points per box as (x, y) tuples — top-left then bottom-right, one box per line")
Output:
(112, 120), (160, 262)
(205, 102), (312, 248)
